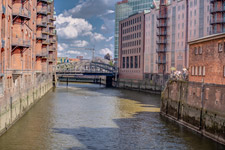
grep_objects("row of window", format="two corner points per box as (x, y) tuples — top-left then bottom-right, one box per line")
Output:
(191, 66), (206, 76)
(122, 24), (142, 34)
(194, 46), (203, 55)
(122, 40), (142, 48)
(195, 42), (225, 55)
(122, 48), (141, 55)
(121, 16), (142, 28)
(122, 32), (141, 41)
(122, 56), (141, 69)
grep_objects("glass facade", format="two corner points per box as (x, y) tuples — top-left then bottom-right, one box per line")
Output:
(114, 0), (154, 59)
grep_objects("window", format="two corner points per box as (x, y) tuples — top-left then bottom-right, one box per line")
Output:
(224, 66), (225, 77)
(130, 56), (133, 68)
(199, 46), (202, 54)
(195, 66), (198, 76)
(202, 66), (206, 76)
(218, 42), (223, 52)
(135, 56), (138, 68)
(194, 47), (198, 55)
(123, 57), (125, 68)
(192, 66), (195, 76)
(126, 57), (129, 68)
(199, 66), (202, 76)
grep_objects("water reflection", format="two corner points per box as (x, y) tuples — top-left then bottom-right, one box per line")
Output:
(0, 83), (224, 150)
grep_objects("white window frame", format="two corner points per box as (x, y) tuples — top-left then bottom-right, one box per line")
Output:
(203, 66), (206, 76)
(195, 66), (198, 76)
(192, 66), (194, 76)
(218, 43), (223, 52)
(224, 66), (225, 77)
(199, 66), (202, 76)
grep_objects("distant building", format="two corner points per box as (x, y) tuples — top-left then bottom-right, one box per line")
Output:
(69, 58), (80, 63)
(189, 33), (225, 85)
(143, 0), (211, 83)
(57, 57), (69, 64)
(77, 56), (84, 60)
(210, 0), (225, 34)
(115, 0), (156, 61)
(118, 12), (145, 80)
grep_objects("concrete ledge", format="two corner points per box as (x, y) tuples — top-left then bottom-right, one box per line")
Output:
(0, 80), (53, 137)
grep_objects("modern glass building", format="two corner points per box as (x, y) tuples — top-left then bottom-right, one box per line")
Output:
(114, 0), (155, 60)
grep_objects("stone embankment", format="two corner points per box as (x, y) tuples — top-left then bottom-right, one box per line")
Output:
(161, 80), (225, 145)
(113, 79), (162, 94)
(0, 75), (53, 136)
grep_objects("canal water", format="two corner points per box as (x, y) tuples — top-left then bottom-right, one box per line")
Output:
(0, 83), (224, 150)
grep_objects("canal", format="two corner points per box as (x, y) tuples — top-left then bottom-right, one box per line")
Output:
(0, 83), (224, 150)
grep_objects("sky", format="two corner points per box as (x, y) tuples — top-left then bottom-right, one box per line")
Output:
(55, 0), (119, 59)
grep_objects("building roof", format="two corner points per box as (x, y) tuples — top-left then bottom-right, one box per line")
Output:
(117, 0), (128, 5)
(188, 33), (225, 45)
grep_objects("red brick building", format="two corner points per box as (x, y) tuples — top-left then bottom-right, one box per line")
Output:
(210, 0), (225, 34)
(118, 12), (145, 80)
(189, 33), (225, 85)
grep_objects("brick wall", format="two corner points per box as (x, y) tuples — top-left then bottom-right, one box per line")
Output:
(161, 80), (225, 144)
(189, 33), (225, 85)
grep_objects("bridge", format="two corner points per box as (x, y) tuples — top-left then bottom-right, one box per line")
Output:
(55, 60), (118, 86)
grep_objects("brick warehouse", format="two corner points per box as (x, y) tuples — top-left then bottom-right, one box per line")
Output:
(118, 12), (145, 80)
(0, 0), (57, 135)
(189, 33), (225, 85)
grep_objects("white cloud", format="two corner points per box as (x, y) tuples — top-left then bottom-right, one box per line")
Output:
(56, 14), (93, 39)
(106, 36), (113, 42)
(101, 25), (107, 31)
(67, 51), (82, 55)
(63, 0), (117, 18)
(58, 43), (69, 52)
(100, 48), (113, 56)
(107, 10), (114, 14)
(71, 40), (89, 47)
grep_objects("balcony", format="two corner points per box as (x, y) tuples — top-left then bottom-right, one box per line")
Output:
(48, 57), (55, 63)
(157, 23), (167, 28)
(49, 39), (56, 44)
(36, 52), (48, 58)
(42, 28), (49, 34)
(37, 21), (47, 28)
(12, 7), (31, 20)
(36, 34), (47, 40)
(49, 16), (56, 21)
(210, 0), (221, 3)
(156, 60), (167, 64)
(49, 23), (55, 29)
(48, 46), (56, 52)
(210, 18), (225, 24)
(11, 38), (31, 49)
(42, 40), (50, 45)
(210, 7), (225, 13)
(157, 14), (167, 20)
(47, 0), (53, 4)
(157, 31), (167, 36)
(37, 7), (47, 16)
(156, 48), (167, 53)
(47, 8), (51, 15)
(48, 31), (55, 36)
(156, 40), (167, 44)
(37, 0), (48, 3)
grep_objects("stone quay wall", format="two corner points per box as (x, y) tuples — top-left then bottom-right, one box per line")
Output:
(161, 80), (225, 145)
(113, 79), (162, 94)
(0, 75), (53, 136)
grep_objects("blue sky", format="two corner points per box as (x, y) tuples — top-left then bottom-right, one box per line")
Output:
(55, 0), (119, 59)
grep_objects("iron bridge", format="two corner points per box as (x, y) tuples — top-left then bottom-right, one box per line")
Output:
(56, 60), (118, 77)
